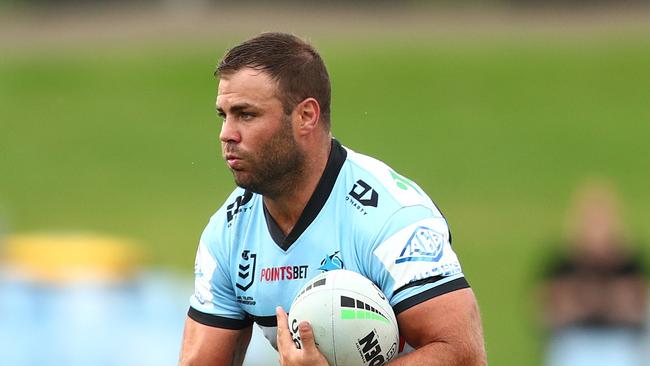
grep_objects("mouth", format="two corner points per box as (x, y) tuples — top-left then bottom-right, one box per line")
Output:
(224, 154), (242, 169)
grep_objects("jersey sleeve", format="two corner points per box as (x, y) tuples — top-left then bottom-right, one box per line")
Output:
(188, 215), (252, 329)
(366, 205), (469, 315)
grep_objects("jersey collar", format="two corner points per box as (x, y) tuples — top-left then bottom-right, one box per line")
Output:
(263, 138), (347, 251)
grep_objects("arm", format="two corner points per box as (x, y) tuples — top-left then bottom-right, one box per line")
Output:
(541, 277), (588, 328)
(388, 288), (486, 366)
(607, 276), (648, 325)
(275, 288), (486, 366)
(179, 316), (252, 366)
(366, 205), (484, 365)
(183, 211), (254, 365)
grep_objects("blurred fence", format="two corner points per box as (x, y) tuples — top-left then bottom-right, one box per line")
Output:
(0, 234), (188, 365)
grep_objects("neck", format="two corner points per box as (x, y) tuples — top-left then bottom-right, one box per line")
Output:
(263, 138), (332, 236)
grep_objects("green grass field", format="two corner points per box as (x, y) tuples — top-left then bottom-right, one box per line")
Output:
(1, 34), (649, 365)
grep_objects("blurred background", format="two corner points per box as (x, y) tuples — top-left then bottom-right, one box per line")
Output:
(1, 0), (649, 365)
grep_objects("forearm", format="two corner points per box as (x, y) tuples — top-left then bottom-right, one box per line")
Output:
(386, 341), (486, 366)
(179, 317), (252, 366)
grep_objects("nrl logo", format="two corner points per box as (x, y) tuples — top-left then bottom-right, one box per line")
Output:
(236, 250), (257, 291)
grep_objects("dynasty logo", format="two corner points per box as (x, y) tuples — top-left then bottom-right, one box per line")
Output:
(349, 179), (379, 207)
(346, 179), (379, 216)
(227, 190), (253, 223)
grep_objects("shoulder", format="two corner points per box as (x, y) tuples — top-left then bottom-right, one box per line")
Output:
(342, 146), (442, 218)
(207, 188), (258, 227)
(200, 188), (260, 254)
(338, 145), (453, 264)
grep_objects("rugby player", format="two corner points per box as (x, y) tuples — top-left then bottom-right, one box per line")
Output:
(180, 32), (486, 366)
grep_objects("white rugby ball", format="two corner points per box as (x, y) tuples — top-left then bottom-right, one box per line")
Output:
(288, 269), (399, 366)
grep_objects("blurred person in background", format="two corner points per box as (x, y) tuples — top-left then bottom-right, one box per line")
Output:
(539, 181), (648, 366)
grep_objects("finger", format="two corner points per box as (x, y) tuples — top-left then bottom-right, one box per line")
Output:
(275, 306), (292, 349)
(276, 306), (288, 330)
(298, 321), (318, 353)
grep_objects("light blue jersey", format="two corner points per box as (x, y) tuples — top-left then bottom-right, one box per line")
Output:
(189, 139), (468, 350)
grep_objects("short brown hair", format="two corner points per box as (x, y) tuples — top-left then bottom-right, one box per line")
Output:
(216, 32), (331, 127)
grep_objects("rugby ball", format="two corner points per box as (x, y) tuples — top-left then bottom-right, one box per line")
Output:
(288, 269), (399, 366)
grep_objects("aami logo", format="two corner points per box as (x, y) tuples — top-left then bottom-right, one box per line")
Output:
(356, 330), (386, 366)
(318, 251), (344, 271)
(227, 190), (253, 223)
(395, 226), (445, 264)
(349, 180), (379, 207)
(236, 250), (257, 291)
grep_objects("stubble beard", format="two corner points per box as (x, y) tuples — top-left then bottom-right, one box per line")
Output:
(230, 116), (306, 198)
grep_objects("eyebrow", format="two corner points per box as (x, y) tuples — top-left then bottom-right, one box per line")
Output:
(216, 102), (255, 116)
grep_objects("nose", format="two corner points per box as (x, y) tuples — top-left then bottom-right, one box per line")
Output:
(219, 118), (241, 144)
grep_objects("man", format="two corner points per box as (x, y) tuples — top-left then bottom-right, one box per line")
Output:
(180, 32), (486, 366)
(540, 182), (647, 366)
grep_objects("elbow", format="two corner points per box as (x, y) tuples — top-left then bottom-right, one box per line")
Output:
(437, 336), (485, 366)
(462, 340), (487, 366)
(469, 347), (488, 366)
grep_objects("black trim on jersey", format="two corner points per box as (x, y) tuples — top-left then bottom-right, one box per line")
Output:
(264, 139), (347, 251)
(187, 307), (253, 330)
(250, 314), (278, 327)
(392, 277), (470, 315)
(264, 205), (286, 247)
(392, 275), (446, 296)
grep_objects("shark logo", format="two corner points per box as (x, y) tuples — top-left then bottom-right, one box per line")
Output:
(318, 251), (344, 271)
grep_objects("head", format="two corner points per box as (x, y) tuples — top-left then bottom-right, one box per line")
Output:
(217, 32), (331, 128)
(215, 33), (331, 196)
(566, 180), (628, 263)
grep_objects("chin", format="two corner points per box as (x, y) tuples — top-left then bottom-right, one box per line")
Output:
(232, 175), (248, 188)
(234, 179), (266, 195)
(232, 174), (255, 190)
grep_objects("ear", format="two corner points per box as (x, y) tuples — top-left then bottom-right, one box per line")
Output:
(293, 98), (321, 136)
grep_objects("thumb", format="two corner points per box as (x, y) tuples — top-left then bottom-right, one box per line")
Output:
(298, 321), (319, 352)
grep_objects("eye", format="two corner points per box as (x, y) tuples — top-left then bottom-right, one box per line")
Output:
(240, 112), (256, 121)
